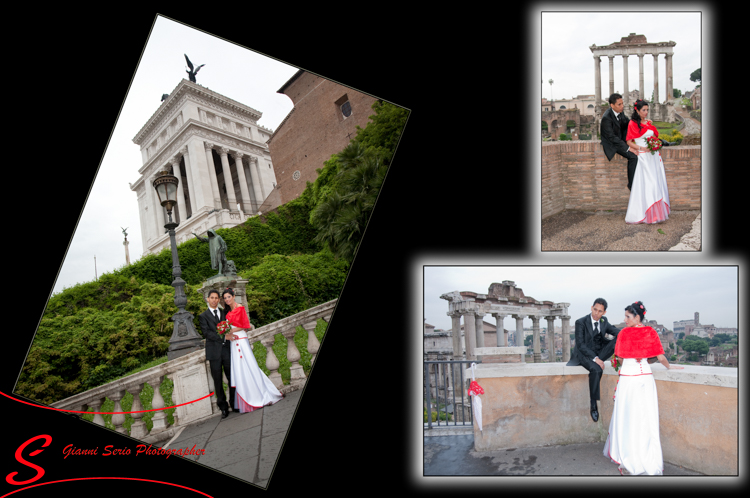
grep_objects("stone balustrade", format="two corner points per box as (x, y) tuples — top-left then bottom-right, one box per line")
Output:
(465, 362), (737, 475)
(51, 299), (336, 443)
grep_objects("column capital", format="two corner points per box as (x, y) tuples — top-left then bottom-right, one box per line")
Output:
(608, 55), (615, 60)
(560, 315), (571, 320)
(530, 315), (540, 323)
(491, 312), (507, 318)
(512, 314), (527, 319)
(219, 146), (230, 156)
(233, 151), (245, 160)
(170, 155), (181, 166)
(249, 155), (258, 164)
(204, 141), (214, 151)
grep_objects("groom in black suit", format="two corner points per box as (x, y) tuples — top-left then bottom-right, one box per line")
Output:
(566, 298), (619, 422)
(600, 93), (639, 190)
(199, 289), (236, 418)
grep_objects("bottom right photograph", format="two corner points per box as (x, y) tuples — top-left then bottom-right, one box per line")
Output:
(422, 265), (738, 477)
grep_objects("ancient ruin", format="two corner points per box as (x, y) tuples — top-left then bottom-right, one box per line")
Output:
(440, 281), (571, 363)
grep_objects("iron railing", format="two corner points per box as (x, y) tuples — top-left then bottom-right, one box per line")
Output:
(423, 360), (480, 430)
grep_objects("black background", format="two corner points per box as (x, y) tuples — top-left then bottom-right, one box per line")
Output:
(4, 5), (743, 495)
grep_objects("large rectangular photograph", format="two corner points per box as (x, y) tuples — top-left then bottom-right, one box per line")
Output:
(12, 15), (408, 491)
(423, 266), (737, 476)
(541, 12), (701, 251)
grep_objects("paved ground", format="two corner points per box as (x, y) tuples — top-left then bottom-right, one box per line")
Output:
(424, 434), (704, 476)
(541, 210), (700, 251)
(154, 388), (300, 489)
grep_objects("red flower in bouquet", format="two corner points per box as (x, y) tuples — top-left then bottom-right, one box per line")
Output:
(611, 355), (622, 372)
(645, 136), (662, 155)
(217, 320), (231, 335)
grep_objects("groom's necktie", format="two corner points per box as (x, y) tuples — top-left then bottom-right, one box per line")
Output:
(594, 322), (599, 336)
(213, 309), (218, 321)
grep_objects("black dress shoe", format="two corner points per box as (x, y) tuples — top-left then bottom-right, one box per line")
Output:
(221, 407), (229, 419)
(590, 408), (599, 422)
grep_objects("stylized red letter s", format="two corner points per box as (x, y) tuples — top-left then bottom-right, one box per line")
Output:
(6, 434), (52, 485)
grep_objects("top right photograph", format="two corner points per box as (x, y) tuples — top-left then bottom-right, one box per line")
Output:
(541, 12), (701, 252)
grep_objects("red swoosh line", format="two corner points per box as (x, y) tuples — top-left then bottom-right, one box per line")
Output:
(0, 390), (215, 415)
(1, 477), (214, 497)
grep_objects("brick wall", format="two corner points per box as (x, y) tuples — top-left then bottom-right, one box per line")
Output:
(269, 72), (378, 205)
(542, 142), (701, 218)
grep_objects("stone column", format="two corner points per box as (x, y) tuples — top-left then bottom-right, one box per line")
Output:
(492, 313), (507, 347)
(247, 156), (264, 212)
(638, 54), (645, 100)
(474, 313), (485, 348)
(232, 151), (252, 214)
(531, 316), (541, 363)
(666, 53), (673, 102)
(562, 315), (571, 362)
(123, 238), (130, 265)
(180, 146), (198, 215)
(608, 55), (615, 97)
(546, 317), (556, 362)
(594, 55), (601, 109)
(450, 312), (463, 358)
(171, 155), (188, 223)
(622, 55), (629, 105)
(513, 314), (526, 349)
(653, 53), (659, 103)
(463, 311), (477, 360)
(218, 147), (237, 208)
(253, 156), (268, 204)
(204, 142), (222, 209)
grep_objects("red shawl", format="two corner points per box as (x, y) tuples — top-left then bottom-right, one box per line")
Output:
(626, 119), (659, 141)
(614, 326), (664, 358)
(226, 305), (250, 329)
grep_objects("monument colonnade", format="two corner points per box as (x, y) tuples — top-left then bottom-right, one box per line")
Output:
(591, 41), (675, 111)
(142, 137), (268, 243)
(448, 302), (572, 364)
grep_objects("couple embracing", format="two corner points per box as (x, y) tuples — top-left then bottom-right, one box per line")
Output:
(567, 298), (683, 475)
(601, 93), (674, 225)
(199, 288), (283, 419)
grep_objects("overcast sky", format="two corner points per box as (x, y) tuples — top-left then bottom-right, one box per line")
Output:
(51, 16), (299, 295)
(424, 266), (738, 331)
(542, 12), (701, 102)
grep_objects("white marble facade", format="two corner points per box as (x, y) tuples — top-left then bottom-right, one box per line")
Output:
(130, 79), (278, 255)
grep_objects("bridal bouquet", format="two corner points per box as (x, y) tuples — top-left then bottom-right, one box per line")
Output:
(645, 135), (662, 155)
(217, 320), (231, 336)
(611, 355), (622, 372)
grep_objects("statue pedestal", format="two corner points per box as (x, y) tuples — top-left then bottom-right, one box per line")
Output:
(198, 272), (252, 325)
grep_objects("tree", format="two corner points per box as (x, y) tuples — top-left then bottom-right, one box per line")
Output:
(690, 68), (701, 84)
(309, 101), (408, 263)
(673, 88), (682, 98)
(524, 335), (533, 347)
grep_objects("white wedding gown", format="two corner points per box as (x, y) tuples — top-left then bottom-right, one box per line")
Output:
(230, 331), (284, 413)
(603, 358), (664, 475)
(624, 128), (670, 224)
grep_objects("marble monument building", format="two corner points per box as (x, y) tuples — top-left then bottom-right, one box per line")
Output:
(130, 79), (278, 255)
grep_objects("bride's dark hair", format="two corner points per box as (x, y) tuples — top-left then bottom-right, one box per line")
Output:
(222, 287), (235, 297)
(630, 99), (649, 133)
(624, 301), (647, 323)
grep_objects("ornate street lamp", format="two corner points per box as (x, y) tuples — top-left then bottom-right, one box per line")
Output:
(153, 171), (203, 360)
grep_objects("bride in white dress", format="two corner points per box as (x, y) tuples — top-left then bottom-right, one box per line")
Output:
(222, 288), (284, 413)
(603, 301), (683, 475)
(624, 100), (670, 224)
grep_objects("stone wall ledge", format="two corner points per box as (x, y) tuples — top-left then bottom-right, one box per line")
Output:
(466, 362), (736, 388)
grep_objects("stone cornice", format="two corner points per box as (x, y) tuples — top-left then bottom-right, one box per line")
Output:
(133, 79), (265, 145)
(137, 120), (270, 176)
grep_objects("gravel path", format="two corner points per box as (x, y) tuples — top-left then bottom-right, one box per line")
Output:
(541, 210), (700, 251)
